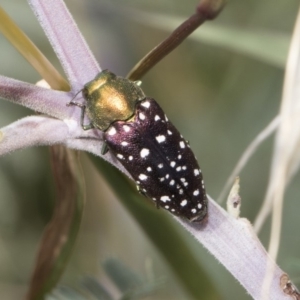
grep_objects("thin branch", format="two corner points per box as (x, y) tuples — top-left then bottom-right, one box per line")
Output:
(174, 197), (290, 300)
(257, 6), (300, 298)
(126, 0), (225, 81)
(0, 116), (69, 155)
(28, 0), (100, 88)
(218, 115), (280, 203)
(0, 6), (69, 91)
(0, 75), (70, 119)
(254, 6), (300, 236)
(268, 2), (300, 258)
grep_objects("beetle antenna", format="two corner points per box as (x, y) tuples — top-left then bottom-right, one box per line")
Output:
(72, 88), (83, 101)
(67, 88), (84, 106)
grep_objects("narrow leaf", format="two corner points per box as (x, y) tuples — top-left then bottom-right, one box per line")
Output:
(0, 6), (69, 91)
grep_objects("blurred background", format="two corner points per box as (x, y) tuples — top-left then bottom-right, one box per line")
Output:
(0, 0), (300, 299)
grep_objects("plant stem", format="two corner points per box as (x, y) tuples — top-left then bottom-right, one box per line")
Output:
(126, 0), (226, 81)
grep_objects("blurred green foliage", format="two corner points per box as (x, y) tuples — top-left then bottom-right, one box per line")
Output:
(47, 258), (164, 300)
(0, 0), (299, 299)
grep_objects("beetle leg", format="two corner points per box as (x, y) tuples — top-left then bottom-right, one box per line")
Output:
(67, 101), (94, 130)
(136, 185), (147, 197)
(101, 142), (109, 155)
(67, 100), (84, 107)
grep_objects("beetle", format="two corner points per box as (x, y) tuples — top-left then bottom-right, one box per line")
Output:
(68, 69), (208, 222)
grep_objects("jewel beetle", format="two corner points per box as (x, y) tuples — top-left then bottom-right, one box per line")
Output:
(69, 70), (208, 222)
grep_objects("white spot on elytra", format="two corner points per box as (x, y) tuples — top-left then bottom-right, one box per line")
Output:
(159, 177), (165, 182)
(140, 148), (150, 158)
(117, 154), (124, 159)
(129, 156), (133, 160)
(178, 154), (182, 159)
(170, 180), (175, 185)
(191, 208), (197, 214)
(108, 127), (116, 136)
(176, 166), (182, 172)
(179, 189), (183, 194)
(139, 174), (147, 181)
(158, 163), (163, 168)
(139, 112), (145, 120)
(170, 161), (176, 167)
(154, 115), (160, 121)
(123, 125), (130, 132)
(182, 166), (187, 170)
(180, 141), (185, 148)
(121, 141), (128, 146)
(165, 174), (170, 179)
(153, 198), (156, 201)
(147, 167), (152, 172)
(193, 189), (199, 196)
(141, 101), (150, 108)
(156, 135), (166, 143)
(160, 196), (170, 202)
(197, 203), (202, 209)
(167, 130), (172, 135)
(171, 208), (175, 212)
(184, 182), (188, 186)
(180, 178), (186, 182)
(181, 199), (187, 207)
(194, 169), (200, 176)
(165, 205), (169, 209)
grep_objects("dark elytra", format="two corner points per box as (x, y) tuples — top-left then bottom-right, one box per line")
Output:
(105, 98), (208, 222)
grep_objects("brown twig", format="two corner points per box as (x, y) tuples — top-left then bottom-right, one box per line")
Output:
(126, 0), (226, 81)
